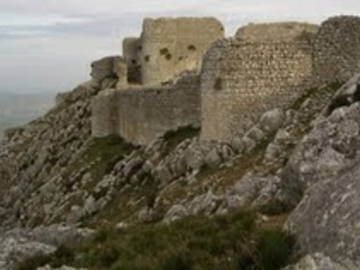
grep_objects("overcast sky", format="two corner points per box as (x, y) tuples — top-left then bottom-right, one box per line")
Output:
(1, 0), (360, 94)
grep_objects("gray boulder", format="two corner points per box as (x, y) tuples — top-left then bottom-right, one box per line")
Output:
(37, 266), (87, 270)
(204, 148), (222, 168)
(259, 108), (285, 134)
(285, 159), (360, 267)
(0, 230), (56, 270)
(283, 253), (354, 270)
(31, 224), (94, 247)
(186, 191), (223, 216)
(163, 204), (189, 224)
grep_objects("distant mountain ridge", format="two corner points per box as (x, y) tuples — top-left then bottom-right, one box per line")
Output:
(0, 92), (54, 139)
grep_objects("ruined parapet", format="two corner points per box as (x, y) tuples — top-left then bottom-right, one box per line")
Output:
(91, 89), (120, 138)
(90, 56), (128, 88)
(201, 23), (315, 142)
(139, 17), (224, 85)
(91, 72), (201, 145)
(236, 22), (318, 42)
(313, 16), (360, 83)
(123, 38), (142, 84)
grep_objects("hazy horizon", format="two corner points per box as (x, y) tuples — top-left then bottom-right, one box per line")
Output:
(1, 0), (360, 94)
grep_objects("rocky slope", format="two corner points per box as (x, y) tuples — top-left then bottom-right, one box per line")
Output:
(1, 58), (360, 269)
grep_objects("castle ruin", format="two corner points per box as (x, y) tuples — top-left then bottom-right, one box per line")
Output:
(92, 17), (223, 145)
(91, 16), (360, 145)
(121, 17), (224, 85)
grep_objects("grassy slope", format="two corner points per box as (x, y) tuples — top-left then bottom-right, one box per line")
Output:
(17, 211), (293, 270)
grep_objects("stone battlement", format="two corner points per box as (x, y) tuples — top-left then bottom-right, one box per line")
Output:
(90, 16), (360, 145)
(236, 22), (318, 42)
(123, 17), (224, 85)
(92, 72), (200, 145)
(201, 16), (360, 142)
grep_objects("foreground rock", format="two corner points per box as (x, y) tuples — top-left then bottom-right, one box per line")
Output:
(0, 225), (93, 270)
(283, 76), (360, 267)
(283, 253), (355, 270)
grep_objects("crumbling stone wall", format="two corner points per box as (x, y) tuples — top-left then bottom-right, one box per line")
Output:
(201, 29), (314, 142)
(313, 16), (360, 83)
(236, 22), (318, 42)
(92, 73), (200, 145)
(136, 17), (224, 85)
(201, 17), (360, 142)
(123, 38), (142, 84)
(92, 89), (120, 138)
(91, 16), (360, 145)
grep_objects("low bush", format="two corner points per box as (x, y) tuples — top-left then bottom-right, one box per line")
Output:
(20, 210), (294, 270)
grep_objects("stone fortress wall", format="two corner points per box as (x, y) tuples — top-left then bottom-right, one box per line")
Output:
(235, 22), (318, 42)
(122, 18), (224, 85)
(91, 16), (360, 145)
(313, 16), (360, 83)
(122, 38), (142, 84)
(200, 17), (360, 142)
(200, 23), (317, 141)
(92, 73), (200, 145)
(116, 74), (200, 145)
(92, 18), (223, 145)
(139, 18), (224, 85)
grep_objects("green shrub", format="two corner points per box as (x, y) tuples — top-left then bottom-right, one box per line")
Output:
(256, 229), (294, 270)
(16, 254), (51, 270)
(18, 210), (294, 270)
(16, 245), (74, 270)
(96, 247), (120, 267)
(160, 254), (193, 270)
(259, 200), (293, 216)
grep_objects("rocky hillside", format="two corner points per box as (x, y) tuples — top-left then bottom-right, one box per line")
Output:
(1, 61), (360, 269)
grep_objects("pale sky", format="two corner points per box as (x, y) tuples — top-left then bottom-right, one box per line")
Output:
(1, 0), (360, 93)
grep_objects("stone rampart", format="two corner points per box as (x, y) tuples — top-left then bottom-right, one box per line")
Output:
(313, 16), (360, 83)
(200, 17), (360, 142)
(92, 73), (200, 145)
(123, 38), (142, 83)
(123, 17), (224, 85)
(236, 22), (318, 42)
(201, 37), (314, 142)
(91, 16), (360, 145)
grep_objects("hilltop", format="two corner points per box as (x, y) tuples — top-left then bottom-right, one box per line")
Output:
(1, 15), (360, 270)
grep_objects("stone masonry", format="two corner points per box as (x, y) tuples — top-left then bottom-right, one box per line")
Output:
(201, 17), (360, 142)
(201, 24), (317, 141)
(91, 16), (360, 145)
(91, 17), (224, 145)
(313, 16), (360, 83)
(92, 73), (200, 145)
(121, 18), (224, 85)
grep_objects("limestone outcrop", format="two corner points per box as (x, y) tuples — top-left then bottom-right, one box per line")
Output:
(282, 75), (360, 267)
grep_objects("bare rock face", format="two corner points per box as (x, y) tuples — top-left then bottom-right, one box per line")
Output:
(37, 266), (86, 270)
(286, 159), (360, 267)
(283, 253), (354, 270)
(283, 75), (360, 267)
(0, 230), (56, 270)
(0, 225), (93, 270)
